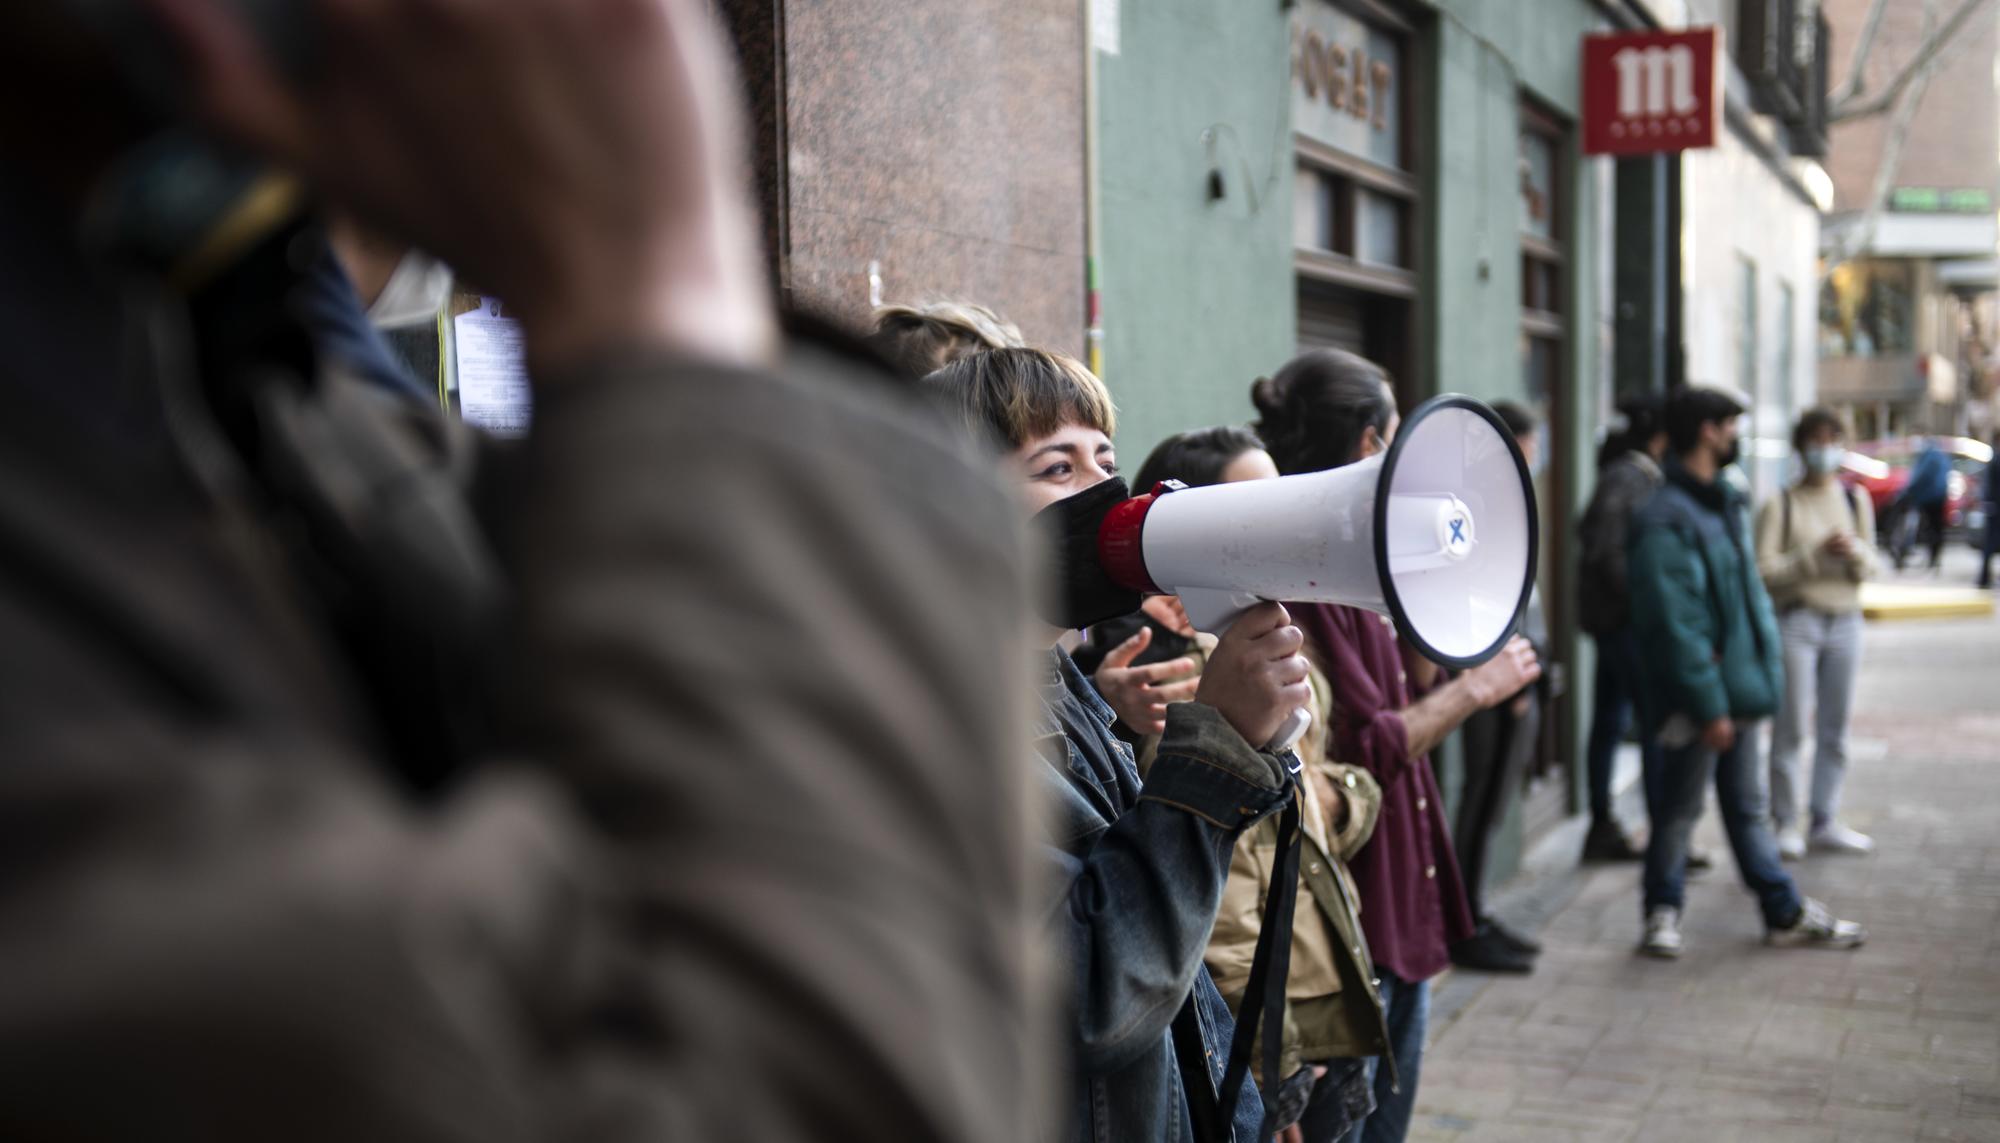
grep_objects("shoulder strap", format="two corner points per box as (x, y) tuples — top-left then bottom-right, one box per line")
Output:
(1176, 780), (1305, 1143)
(1781, 489), (1792, 552)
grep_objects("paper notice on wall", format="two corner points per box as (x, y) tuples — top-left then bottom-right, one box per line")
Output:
(453, 297), (532, 437)
(1092, 0), (1119, 55)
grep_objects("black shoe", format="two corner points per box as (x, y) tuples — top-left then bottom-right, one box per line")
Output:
(1483, 917), (1542, 955)
(1581, 819), (1645, 863)
(1687, 846), (1714, 872)
(1450, 927), (1536, 974)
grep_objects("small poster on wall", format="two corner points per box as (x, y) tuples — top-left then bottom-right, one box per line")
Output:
(452, 297), (532, 437)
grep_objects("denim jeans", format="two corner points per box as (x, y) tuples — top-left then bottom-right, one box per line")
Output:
(1768, 609), (1864, 831)
(1643, 724), (1802, 928)
(1341, 969), (1428, 1143)
(1586, 629), (1666, 823)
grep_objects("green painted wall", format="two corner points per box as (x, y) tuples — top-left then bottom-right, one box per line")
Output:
(1100, 0), (1625, 887)
(1421, 0), (1612, 868)
(1095, 1), (1296, 463)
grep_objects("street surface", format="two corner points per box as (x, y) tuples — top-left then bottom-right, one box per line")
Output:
(1411, 548), (2000, 1142)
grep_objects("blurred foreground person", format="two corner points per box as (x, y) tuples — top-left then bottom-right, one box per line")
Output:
(1755, 409), (1877, 859)
(1252, 350), (1541, 1143)
(1627, 388), (1864, 959)
(929, 349), (1308, 1143)
(0, 3), (1039, 1141)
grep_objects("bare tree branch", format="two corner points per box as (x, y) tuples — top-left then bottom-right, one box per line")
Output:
(1824, 0), (1945, 278)
(1830, 0), (1891, 105)
(1831, 0), (1996, 123)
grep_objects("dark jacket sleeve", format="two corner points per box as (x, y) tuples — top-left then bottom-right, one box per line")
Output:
(1048, 702), (1289, 1073)
(1578, 461), (1648, 610)
(500, 342), (1043, 1143)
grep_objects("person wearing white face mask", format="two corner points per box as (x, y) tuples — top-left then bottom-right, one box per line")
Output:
(1754, 408), (1878, 859)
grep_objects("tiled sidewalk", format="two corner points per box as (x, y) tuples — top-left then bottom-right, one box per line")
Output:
(1408, 609), (2000, 1143)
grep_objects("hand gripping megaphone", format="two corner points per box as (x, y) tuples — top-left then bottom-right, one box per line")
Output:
(1061, 395), (1539, 750)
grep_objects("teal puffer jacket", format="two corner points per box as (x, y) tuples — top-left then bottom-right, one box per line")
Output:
(1626, 463), (1785, 731)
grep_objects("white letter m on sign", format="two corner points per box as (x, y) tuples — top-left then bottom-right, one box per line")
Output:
(1612, 44), (1696, 118)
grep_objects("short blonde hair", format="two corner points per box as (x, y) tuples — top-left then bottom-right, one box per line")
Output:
(926, 347), (1117, 451)
(869, 300), (1026, 379)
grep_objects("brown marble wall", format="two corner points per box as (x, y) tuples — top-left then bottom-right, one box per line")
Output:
(722, 0), (1087, 355)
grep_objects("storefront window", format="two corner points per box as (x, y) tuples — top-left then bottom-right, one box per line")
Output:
(1819, 259), (1913, 357)
(1519, 130), (1557, 241)
(1290, 0), (1418, 391)
(1356, 186), (1405, 267)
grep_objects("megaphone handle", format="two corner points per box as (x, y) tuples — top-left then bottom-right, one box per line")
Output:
(1264, 706), (1312, 754)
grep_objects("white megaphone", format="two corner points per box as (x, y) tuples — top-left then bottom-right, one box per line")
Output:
(1095, 395), (1538, 750)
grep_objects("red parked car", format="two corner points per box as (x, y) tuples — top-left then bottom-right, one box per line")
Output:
(1838, 436), (1992, 531)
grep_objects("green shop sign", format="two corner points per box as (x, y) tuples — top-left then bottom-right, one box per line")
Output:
(1888, 186), (1993, 214)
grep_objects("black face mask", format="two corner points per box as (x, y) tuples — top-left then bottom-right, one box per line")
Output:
(1718, 437), (1742, 469)
(1031, 476), (1143, 631)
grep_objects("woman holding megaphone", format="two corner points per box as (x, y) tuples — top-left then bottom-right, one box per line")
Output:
(928, 346), (1321, 1143)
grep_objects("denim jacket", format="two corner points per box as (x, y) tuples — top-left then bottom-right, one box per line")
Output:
(1037, 649), (1292, 1143)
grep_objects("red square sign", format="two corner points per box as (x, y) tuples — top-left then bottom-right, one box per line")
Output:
(1581, 28), (1722, 156)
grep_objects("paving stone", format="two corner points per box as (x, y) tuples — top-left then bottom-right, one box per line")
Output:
(1407, 611), (2000, 1142)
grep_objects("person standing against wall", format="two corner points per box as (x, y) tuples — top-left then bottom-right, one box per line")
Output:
(1252, 350), (1542, 1143)
(1447, 401), (1549, 975)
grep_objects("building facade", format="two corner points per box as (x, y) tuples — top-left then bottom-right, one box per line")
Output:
(718, 0), (1088, 353)
(1818, 0), (2000, 443)
(1096, 0), (1829, 876)
(716, 0), (1829, 885)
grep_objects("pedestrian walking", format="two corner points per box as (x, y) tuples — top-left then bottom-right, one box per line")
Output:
(1755, 408), (1878, 859)
(1627, 387), (1865, 959)
(1889, 435), (1951, 571)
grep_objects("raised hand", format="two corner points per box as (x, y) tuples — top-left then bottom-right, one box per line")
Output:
(1092, 626), (1200, 737)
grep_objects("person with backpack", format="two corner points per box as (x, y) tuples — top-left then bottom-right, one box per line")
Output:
(1627, 388), (1865, 959)
(1574, 396), (1668, 864)
(1755, 409), (1878, 859)
(1891, 436), (1951, 571)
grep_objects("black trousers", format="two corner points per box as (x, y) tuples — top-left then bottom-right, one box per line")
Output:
(1454, 693), (1541, 922)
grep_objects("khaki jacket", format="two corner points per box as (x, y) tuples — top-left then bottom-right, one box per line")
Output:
(1129, 645), (1390, 1079)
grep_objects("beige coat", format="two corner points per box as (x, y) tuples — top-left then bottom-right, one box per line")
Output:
(1132, 648), (1390, 1078)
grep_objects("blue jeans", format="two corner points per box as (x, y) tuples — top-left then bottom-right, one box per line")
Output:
(1341, 969), (1428, 1143)
(1643, 725), (1802, 928)
(1586, 629), (1665, 823)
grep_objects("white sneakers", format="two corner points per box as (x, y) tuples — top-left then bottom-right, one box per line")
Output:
(1776, 826), (1807, 861)
(1641, 898), (1866, 956)
(1639, 907), (1683, 959)
(1810, 821), (1876, 854)
(1765, 897), (1867, 949)
(1775, 820), (1874, 859)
